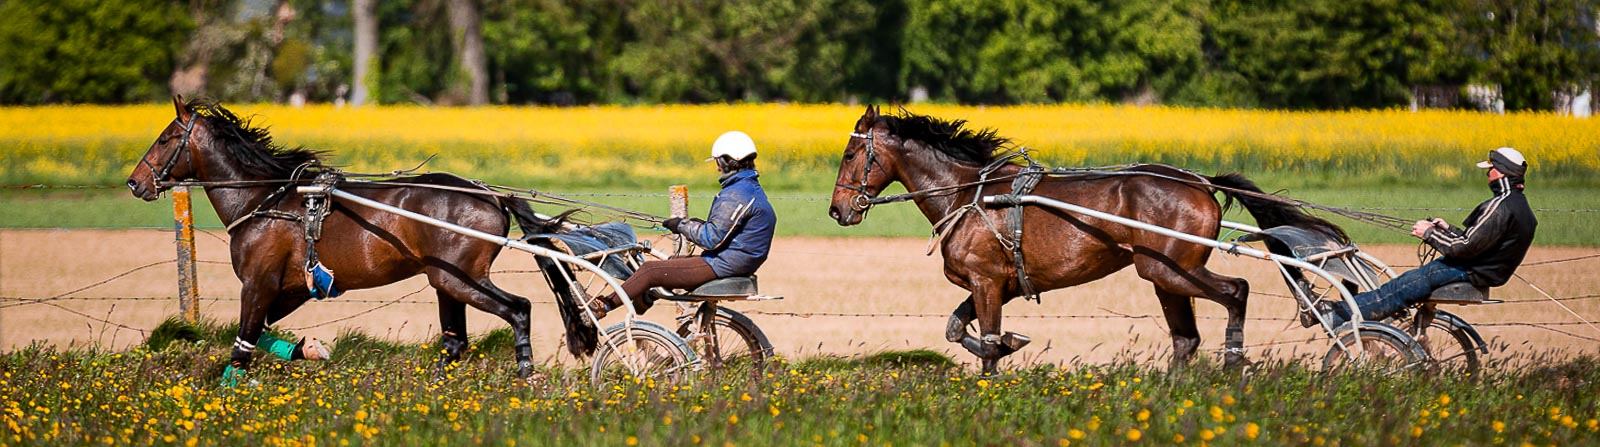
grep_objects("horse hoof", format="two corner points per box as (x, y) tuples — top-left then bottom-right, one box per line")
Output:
(301, 338), (332, 361)
(1001, 332), (1031, 351)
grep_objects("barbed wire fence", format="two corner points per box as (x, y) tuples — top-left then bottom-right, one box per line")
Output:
(6, 186), (1600, 352)
(6, 235), (1599, 343)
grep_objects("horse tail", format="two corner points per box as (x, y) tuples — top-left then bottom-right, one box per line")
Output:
(1206, 173), (1350, 244)
(533, 255), (599, 357)
(499, 197), (573, 236)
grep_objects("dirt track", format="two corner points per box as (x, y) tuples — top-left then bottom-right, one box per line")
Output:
(4, 229), (1597, 369)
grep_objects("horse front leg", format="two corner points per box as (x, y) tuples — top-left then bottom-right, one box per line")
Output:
(949, 296), (1031, 374)
(963, 279), (1025, 375)
(225, 280), (277, 387)
(433, 294), (470, 379)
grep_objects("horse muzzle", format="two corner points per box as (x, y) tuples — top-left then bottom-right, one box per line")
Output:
(828, 203), (863, 227)
(127, 178), (159, 202)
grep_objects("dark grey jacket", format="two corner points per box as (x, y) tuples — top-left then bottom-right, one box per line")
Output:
(1423, 176), (1538, 287)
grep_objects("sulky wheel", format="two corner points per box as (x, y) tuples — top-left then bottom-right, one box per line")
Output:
(1396, 310), (1483, 374)
(1322, 322), (1429, 374)
(677, 307), (773, 373)
(589, 320), (698, 387)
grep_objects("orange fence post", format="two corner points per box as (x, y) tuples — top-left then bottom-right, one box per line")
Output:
(670, 185), (689, 255)
(172, 186), (200, 322)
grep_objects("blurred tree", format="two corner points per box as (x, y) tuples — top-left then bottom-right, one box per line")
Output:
(374, 0), (454, 104)
(1462, 0), (1600, 111)
(481, 0), (631, 105)
(0, 0), (192, 104)
(277, 0), (353, 103)
(1208, 0), (1467, 109)
(444, 0), (488, 105)
(901, 0), (1204, 104)
(352, 0), (376, 106)
(613, 0), (878, 103)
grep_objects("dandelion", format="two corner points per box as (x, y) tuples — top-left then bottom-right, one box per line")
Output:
(1125, 429), (1141, 441)
(1246, 422), (1260, 440)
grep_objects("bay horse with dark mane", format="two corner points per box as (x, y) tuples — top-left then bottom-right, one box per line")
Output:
(828, 106), (1347, 372)
(126, 98), (586, 383)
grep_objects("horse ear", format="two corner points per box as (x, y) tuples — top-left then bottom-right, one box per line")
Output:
(859, 104), (878, 131)
(172, 95), (190, 120)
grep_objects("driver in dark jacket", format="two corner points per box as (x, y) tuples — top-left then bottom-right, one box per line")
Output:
(588, 131), (777, 317)
(1314, 147), (1538, 327)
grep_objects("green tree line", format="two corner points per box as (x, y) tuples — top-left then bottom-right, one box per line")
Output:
(1, 0), (1595, 110)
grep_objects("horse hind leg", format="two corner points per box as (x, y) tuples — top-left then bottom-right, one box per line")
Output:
(433, 295), (470, 379)
(1135, 251), (1250, 370)
(1154, 289), (1201, 369)
(427, 265), (538, 380)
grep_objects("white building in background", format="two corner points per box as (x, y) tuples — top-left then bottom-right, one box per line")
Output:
(1555, 88), (1593, 117)
(1412, 84), (1595, 117)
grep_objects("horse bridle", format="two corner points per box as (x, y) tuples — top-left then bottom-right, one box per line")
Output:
(834, 127), (885, 212)
(139, 113), (198, 192)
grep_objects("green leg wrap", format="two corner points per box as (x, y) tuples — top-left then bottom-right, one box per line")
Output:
(221, 365), (245, 387)
(259, 333), (297, 361)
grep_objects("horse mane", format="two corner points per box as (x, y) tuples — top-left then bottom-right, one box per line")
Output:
(187, 99), (327, 178)
(881, 108), (1010, 166)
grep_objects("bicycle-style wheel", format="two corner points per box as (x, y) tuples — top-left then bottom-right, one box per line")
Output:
(677, 307), (773, 372)
(589, 320), (698, 387)
(1322, 322), (1428, 374)
(1397, 310), (1483, 374)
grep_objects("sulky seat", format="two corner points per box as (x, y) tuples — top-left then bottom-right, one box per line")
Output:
(690, 276), (759, 297)
(1424, 281), (1500, 305)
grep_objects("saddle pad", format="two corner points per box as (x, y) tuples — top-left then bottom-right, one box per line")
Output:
(525, 222), (641, 279)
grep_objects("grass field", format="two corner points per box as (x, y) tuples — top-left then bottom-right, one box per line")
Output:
(2, 322), (1597, 446)
(4, 185), (1598, 245)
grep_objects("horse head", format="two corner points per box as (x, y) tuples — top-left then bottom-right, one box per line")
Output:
(829, 104), (902, 226)
(127, 96), (204, 201)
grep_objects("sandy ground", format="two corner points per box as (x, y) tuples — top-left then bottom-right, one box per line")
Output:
(3, 229), (1598, 369)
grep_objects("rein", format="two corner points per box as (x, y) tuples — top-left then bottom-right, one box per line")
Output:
(840, 131), (1418, 238)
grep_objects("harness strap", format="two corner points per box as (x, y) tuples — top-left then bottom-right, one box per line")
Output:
(1007, 164), (1046, 303)
(301, 171), (344, 299)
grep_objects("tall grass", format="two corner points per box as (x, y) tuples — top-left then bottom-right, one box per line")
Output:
(1, 327), (1597, 446)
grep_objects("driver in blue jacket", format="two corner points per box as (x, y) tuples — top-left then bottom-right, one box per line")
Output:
(588, 131), (777, 317)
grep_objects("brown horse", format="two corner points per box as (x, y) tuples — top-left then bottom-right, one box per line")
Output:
(828, 106), (1347, 373)
(126, 98), (577, 382)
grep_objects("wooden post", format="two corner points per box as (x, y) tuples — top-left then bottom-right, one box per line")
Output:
(172, 186), (200, 322)
(669, 185), (689, 255)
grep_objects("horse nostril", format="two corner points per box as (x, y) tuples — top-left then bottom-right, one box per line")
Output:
(828, 206), (841, 221)
(126, 179), (138, 191)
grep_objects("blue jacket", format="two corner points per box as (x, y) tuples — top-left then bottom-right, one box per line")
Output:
(677, 169), (776, 277)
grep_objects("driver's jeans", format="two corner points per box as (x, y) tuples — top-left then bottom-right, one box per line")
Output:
(1328, 260), (1472, 327)
(602, 256), (718, 314)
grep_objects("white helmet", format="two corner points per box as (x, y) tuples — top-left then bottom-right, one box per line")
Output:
(708, 131), (757, 162)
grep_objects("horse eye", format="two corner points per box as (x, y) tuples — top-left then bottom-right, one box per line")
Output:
(843, 152), (855, 161)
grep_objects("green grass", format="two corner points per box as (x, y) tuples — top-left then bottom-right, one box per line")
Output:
(4, 182), (1597, 245)
(2, 327), (1598, 446)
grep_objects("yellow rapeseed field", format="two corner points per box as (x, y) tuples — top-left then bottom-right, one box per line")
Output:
(2, 104), (1597, 186)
